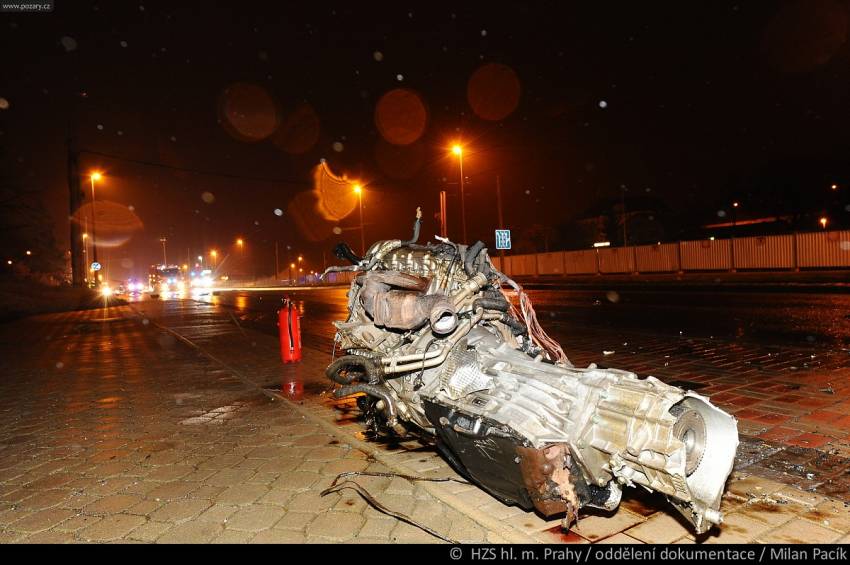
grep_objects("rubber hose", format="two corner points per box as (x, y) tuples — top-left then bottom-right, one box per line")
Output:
(501, 313), (527, 335)
(464, 240), (486, 277)
(325, 355), (384, 386)
(472, 297), (510, 313)
(333, 242), (362, 265)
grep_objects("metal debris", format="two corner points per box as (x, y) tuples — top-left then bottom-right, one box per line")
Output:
(321, 471), (468, 543)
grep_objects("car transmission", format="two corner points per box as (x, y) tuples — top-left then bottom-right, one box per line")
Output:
(322, 208), (738, 534)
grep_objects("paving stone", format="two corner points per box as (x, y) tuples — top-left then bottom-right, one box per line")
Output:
(198, 503), (239, 523)
(624, 513), (692, 544)
(596, 532), (645, 544)
(226, 504), (287, 532)
(156, 520), (222, 544)
(801, 499), (850, 533)
(216, 484), (270, 506)
(127, 520), (173, 542)
(285, 490), (339, 513)
(257, 488), (294, 507)
(573, 509), (645, 542)
(357, 516), (396, 539)
(250, 529), (306, 544)
(53, 513), (103, 532)
(146, 481), (200, 500)
(78, 513), (147, 541)
(150, 499), (212, 523)
(757, 518), (842, 544)
(127, 499), (163, 516)
(212, 529), (255, 543)
(273, 511), (317, 531)
(85, 494), (143, 515)
(391, 521), (445, 544)
(696, 512), (773, 544)
(19, 530), (77, 544)
(9, 507), (76, 533)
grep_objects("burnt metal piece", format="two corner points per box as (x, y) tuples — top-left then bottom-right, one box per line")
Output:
(516, 444), (579, 519)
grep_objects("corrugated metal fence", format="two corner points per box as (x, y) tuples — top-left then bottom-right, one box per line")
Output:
(298, 230), (849, 285)
(496, 230), (850, 277)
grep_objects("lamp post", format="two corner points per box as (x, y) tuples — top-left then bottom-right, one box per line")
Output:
(452, 145), (467, 244)
(210, 249), (218, 269)
(353, 184), (365, 255)
(159, 237), (168, 265)
(89, 172), (102, 276)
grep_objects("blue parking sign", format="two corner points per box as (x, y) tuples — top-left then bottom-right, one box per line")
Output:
(495, 229), (511, 250)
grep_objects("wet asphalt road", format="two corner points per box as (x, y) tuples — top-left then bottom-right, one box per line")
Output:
(191, 285), (850, 353)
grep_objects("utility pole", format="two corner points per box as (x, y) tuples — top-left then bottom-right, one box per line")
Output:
(275, 241), (280, 279)
(459, 153), (467, 244)
(67, 133), (85, 286)
(439, 190), (448, 238)
(496, 176), (505, 260)
(621, 185), (628, 247)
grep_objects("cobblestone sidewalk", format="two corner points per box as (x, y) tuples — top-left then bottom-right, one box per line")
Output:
(0, 306), (487, 543)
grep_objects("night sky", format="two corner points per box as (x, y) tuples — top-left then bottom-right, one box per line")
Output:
(2, 1), (849, 281)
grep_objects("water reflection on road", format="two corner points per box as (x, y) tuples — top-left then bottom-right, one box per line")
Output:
(195, 286), (850, 353)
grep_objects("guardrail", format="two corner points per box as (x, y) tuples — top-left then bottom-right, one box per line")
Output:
(491, 230), (850, 276)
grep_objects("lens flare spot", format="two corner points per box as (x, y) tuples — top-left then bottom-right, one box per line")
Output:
(761, 0), (848, 72)
(73, 201), (143, 249)
(374, 88), (428, 146)
(218, 82), (279, 142)
(201, 191), (215, 204)
(312, 161), (358, 222)
(467, 63), (521, 121)
(272, 102), (320, 154)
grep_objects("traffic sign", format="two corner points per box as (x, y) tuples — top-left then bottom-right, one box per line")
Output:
(90, 261), (101, 271)
(495, 229), (511, 250)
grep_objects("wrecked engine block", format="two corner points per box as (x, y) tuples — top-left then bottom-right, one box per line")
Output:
(323, 209), (738, 534)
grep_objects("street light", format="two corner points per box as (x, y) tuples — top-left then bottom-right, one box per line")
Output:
(159, 236), (168, 265)
(353, 184), (366, 255)
(89, 171), (103, 281)
(451, 144), (467, 244)
(820, 216), (828, 229)
(210, 249), (218, 268)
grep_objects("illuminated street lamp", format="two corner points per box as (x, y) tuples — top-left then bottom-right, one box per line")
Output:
(210, 249), (218, 268)
(289, 262), (296, 284)
(353, 184), (365, 255)
(451, 144), (467, 243)
(831, 184), (838, 191)
(820, 216), (828, 229)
